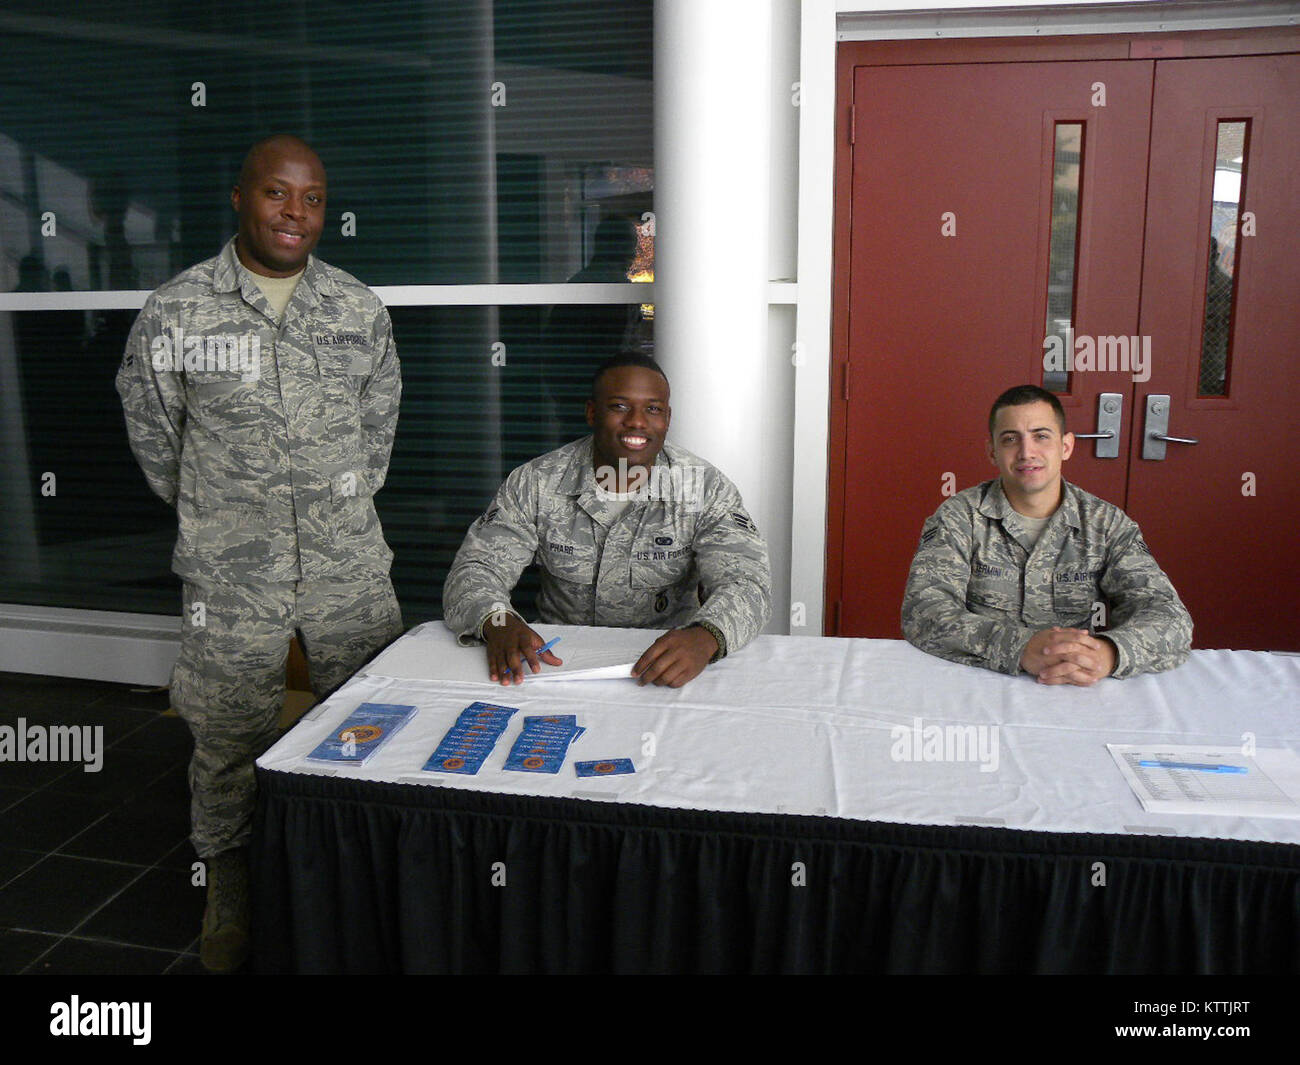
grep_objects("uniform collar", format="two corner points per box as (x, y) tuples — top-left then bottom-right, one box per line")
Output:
(980, 477), (1082, 532)
(554, 437), (598, 496)
(213, 237), (340, 310)
(553, 437), (685, 529)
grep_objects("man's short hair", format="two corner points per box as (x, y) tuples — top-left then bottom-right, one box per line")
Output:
(590, 353), (670, 399)
(988, 385), (1066, 437)
(237, 134), (320, 191)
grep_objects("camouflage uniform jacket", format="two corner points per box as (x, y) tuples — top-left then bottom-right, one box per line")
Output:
(115, 239), (400, 583)
(443, 437), (772, 658)
(901, 478), (1192, 678)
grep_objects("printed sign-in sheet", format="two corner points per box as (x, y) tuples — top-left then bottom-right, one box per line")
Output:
(1108, 744), (1300, 818)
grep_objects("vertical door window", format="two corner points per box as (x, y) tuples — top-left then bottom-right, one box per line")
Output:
(1198, 119), (1249, 396)
(1043, 122), (1085, 393)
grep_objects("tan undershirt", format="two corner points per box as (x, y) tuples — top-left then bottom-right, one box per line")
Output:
(248, 267), (304, 321)
(1016, 512), (1052, 549)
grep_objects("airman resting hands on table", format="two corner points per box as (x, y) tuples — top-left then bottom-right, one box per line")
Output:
(1019, 626), (1118, 686)
(443, 354), (772, 687)
(902, 385), (1191, 685)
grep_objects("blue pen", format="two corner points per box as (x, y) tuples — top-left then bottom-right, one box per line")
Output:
(1138, 760), (1247, 774)
(503, 636), (562, 677)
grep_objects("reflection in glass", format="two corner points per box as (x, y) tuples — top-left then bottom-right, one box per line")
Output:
(0, 0), (656, 622)
(1042, 123), (1084, 394)
(0, 303), (652, 622)
(1198, 120), (1248, 397)
(0, 2), (654, 290)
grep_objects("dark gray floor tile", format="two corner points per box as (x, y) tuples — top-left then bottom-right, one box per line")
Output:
(0, 929), (59, 974)
(0, 674), (111, 716)
(59, 776), (190, 865)
(151, 762), (190, 800)
(158, 839), (200, 874)
(0, 790), (115, 851)
(78, 866), (205, 952)
(46, 747), (179, 801)
(24, 935), (178, 975)
(0, 785), (31, 813)
(112, 714), (193, 758)
(0, 756), (80, 790)
(0, 854), (143, 935)
(0, 847), (46, 889)
(163, 951), (210, 975)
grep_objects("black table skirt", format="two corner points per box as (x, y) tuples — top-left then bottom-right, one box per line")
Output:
(252, 767), (1300, 974)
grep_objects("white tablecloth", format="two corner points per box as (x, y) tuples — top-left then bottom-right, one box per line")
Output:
(257, 622), (1300, 844)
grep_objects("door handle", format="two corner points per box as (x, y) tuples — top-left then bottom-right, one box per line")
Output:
(1074, 392), (1122, 458)
(1142, 394), (1200, 460)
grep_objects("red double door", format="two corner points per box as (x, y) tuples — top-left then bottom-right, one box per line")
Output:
(828, 31), (1300, 651)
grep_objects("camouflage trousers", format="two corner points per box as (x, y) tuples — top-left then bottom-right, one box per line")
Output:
(171, 576), (403, 857)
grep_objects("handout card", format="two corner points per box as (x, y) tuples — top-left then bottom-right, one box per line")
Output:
(575, 758), (636, 777)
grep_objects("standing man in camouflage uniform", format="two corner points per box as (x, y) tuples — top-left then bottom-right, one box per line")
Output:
(902, 385), (1191, 683)
(115, 135), (403, 971)
(444, 354), (771, 688)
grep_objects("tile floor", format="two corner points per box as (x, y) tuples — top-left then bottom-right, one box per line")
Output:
(0, 671), (210, 975)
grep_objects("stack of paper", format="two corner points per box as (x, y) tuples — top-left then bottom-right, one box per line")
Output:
(1107, 744), (1300, 818)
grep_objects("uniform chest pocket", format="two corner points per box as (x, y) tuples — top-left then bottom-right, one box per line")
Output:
(188, 370), (265, 444)
(190, 367), (257, 398)
(540, 540), (596, 584)
(1052, 574), (1100, 622)
(630, 547), (694, 590)
(313, 343), (374, 380)
(966, 568), (1019, 613)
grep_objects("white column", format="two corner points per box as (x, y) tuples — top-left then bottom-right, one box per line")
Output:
(654, 0), (774, 530)
(789, 0), (837, 635)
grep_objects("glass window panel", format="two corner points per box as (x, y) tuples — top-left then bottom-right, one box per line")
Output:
(0, 133), (24, 197)
(0, 0), (654, 621)
(1042, 122), (1083, 394)
(0, 0), (653, 291)
(1198, 120), (1248, 397)
(0, 302), (653, 621)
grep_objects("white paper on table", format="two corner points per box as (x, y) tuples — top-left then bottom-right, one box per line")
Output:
(1107, 744), (1300, 818)
(523, 627), (665, 682)
(362, 623), (493, 684)
(360, 622), (663, 684)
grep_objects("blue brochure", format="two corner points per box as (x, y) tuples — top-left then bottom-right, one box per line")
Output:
(503, 714), (584, 774)
(423, 701), (520, 775)
(306, 703), (417, 765)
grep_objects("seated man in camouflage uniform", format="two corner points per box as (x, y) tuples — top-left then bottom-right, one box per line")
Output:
(443, 353), (772, 688)
(902, 384), (1191, 684)
(116, 135), (403, 971)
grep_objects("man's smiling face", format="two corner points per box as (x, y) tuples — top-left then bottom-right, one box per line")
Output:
(987, 399), (1074, 512)
(231, 138), (326, 277)
(586, 365), (671, 472)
